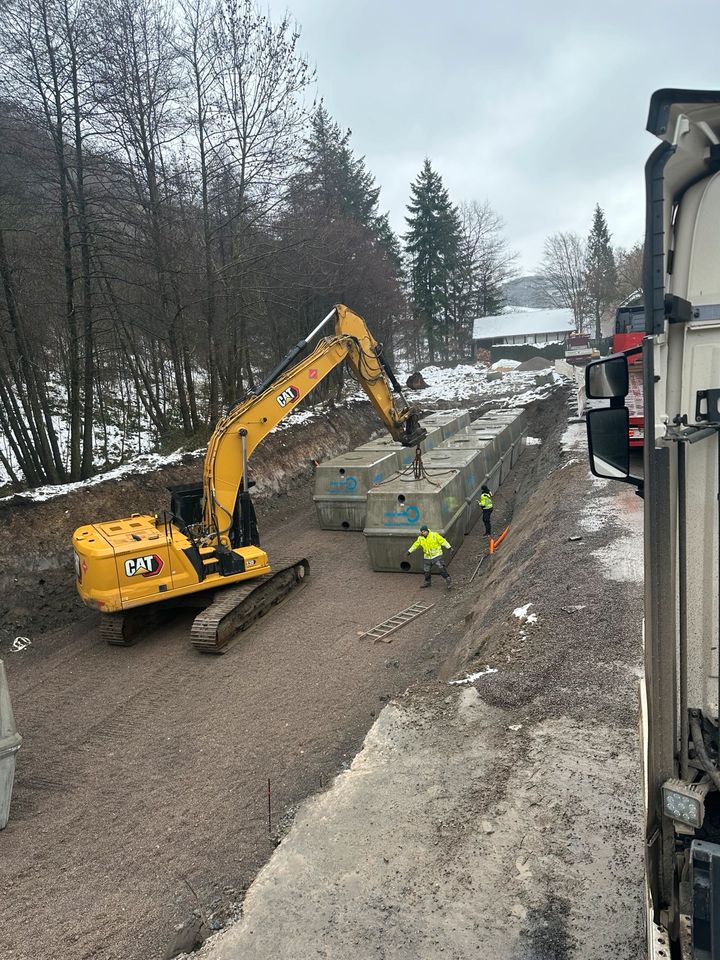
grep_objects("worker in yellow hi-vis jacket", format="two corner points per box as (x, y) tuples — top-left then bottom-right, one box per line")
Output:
(408, 525), (452, 590)
(478, 485), (493, 537)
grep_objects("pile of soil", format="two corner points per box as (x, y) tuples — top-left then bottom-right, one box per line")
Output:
(405, 371), (429, 390)
(516, 355), (554, 371)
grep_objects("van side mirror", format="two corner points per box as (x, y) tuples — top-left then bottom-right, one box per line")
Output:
(586, 408), (631, 479)
(586, 355), (629, 399)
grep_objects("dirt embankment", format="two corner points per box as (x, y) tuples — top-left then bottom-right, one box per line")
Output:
(0, 394), (528, 648)
(444, 393), (641, 729)
(0, 403), (382, 647)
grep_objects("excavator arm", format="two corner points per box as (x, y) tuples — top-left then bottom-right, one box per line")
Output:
(203, 304), (424, 542)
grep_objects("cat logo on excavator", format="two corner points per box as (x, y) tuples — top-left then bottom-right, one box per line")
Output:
(124, 555), (164, 578)
(276, 386), (300, 408)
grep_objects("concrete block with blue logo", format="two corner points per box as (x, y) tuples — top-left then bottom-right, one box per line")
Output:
(421, 447), (490, 534)
(418, 408), (471, 440)
(363, 470), (467, 573)
(313, 450), (399, 530)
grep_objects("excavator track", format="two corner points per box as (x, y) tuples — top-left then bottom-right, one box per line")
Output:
(190, 557), (310, 654)
(100, 606), (167, 646)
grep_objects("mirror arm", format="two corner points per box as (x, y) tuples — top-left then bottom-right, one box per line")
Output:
(623, 474), (644, 494)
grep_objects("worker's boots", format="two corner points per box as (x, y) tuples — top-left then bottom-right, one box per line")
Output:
(421, 580), (431, 588)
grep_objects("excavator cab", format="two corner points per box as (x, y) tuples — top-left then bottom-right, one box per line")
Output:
(168, 481), (260, 549)
(168, 483), (205, 527)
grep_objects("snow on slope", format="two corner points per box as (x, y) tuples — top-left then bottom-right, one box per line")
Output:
(3, 362), (569, 503)
(405, 363), (565, 406)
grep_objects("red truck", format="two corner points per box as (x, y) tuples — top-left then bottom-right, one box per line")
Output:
(613, 305), (644, 446)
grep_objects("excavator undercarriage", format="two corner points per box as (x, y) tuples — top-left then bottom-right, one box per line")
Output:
(99, 557), (309, 653)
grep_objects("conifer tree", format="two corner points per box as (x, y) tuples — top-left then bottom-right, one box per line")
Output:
(279, 103), (404, 371)
(404, 159), (461, 363)
(291, 104), (390, 244)
(585, 204), (617, 341)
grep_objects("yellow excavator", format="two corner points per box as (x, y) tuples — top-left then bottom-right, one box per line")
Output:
(72, 305), (425, 652)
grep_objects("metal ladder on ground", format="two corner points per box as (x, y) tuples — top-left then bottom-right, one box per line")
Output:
(359, 601), (434, 643)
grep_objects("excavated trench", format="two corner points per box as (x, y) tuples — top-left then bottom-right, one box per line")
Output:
(0, 386), (575, 960)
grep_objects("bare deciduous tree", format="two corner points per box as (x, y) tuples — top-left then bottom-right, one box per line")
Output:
(615, 241), (644, 303)
(454, 200), (518, 356)
(539, 231), (589, 332)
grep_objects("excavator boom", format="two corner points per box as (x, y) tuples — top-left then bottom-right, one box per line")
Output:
(204, 304), (423, 541)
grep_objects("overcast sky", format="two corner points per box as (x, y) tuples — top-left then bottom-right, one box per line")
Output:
(267, 0), (720, 274)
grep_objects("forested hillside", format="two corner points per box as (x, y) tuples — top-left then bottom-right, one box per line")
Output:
(0, 0), (516, 489)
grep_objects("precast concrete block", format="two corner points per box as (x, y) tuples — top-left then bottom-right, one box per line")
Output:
(0, 660), (22, 830)
(422, 448), (487, 533)
(313, 450), (399, 530)
(419, 409), (471, 440)
(479, 408), (528, 443)
(443, 428), (512, 490)
(356, 424), (444, 465)
(363, 471), (467, 573)
(440, 433), (500, 490)
(461, 424), (510, 464)
(415, 423), (444, 452)
(464, 423), (514, 482)
(355, 436), (416, 468)
(476, 410), (528, 467)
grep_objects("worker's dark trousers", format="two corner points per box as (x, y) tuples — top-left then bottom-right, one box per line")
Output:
(482, 508), (493, 536)
(423, 557), (450, 583)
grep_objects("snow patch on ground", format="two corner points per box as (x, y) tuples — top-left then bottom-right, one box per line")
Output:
(402, 363), (569, 406)
(592, 536), (643, 582)
(512, 602), (538, 624)
(491, 359), (521, 370)
(591, 486), (644, 582)
(0, 398), (353, 499)
(579, 502), (606, 532)
(0, 448), (207, 504)
(4, 357), (571, 495)
(561, 422), (587, 454)
(526, 437), (542, 446)
(449, 666), (498, 685)
(272, 409), (316, 431)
